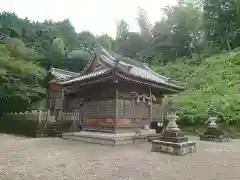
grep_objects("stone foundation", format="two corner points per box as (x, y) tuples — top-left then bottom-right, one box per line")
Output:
(200, 127), (231, 142)
(136, 128), (156, 135)
(62, 131), (154, 146)
(147, 134), (161, 142)
(199, 135), (231, 142)
(151, 140), (196, 156)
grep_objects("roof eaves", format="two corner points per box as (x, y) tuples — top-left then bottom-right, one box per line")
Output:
(116, 71), (184, 91)
(118, 74), (181, 94)
(93, 46), (185, 90)
(51, 67), (80, 76)
(99, 54), (183, 90)
(59, 68), (112, 85)
(50, 68), (81, 81)
(142, 64), (169, 82)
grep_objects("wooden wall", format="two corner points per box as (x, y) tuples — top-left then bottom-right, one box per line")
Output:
(48, 83), (63, 115)
(152, 103), (163, 121)
(116, 84), (163, 127)
(81, 99), (116, 132)
(48, 80), (165, 133)
(65, 83), (117, 132)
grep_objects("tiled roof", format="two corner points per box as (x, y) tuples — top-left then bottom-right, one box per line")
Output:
(50, 68), (80, 80)
(118, 74), (181, 93)
(50, 46), (184, 91)
(96, 46), (182, 89)
(60, 68), (111, 85)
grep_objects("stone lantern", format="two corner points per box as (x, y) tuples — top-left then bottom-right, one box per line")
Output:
(151, 101), (196, 156)
(199, 106), (230, 142)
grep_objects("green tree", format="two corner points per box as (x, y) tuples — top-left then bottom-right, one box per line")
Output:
(203, 0), (240, 50)
(116, 20), (129, 40)
(114, 32), (145, 58)
(0, 39), (46, 115)
(0, 12), (22, 38)
(137, 7), (153, 41)
(5, 37), (39, 62)
(52, 37), (65, 56)
(78, 31), (97, 49)
(96, 34), (113, 50)
(153, 0), (203, 62)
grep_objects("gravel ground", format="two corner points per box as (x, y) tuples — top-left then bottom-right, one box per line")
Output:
(0, 134), (240, 180)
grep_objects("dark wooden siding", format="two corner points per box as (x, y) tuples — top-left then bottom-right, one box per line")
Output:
(82, 99), (116, 132)
(117, 99), (133, 118)
(117, 89), (163, 123)
(66, 97), (116, 120)
(83, 99), (116, 119)
(65, 83), (116, 112)
(152, 103), (163, 121)
(67, 98), (82, 111)
(48, 84), (63, 114)
(65, 84), (117, 132)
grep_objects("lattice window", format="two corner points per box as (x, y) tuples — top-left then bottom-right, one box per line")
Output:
(49, 93), (56, 116)
(55, 92), (63, 110)
(99, 99), (115, 116)
(134, 102), (149, 122)
(152, 104), (162, 121)
(118, 99), (133, 117)
(83, 101), (98, 119)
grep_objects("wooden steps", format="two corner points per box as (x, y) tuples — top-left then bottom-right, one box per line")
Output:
(47, 121), (73, 137)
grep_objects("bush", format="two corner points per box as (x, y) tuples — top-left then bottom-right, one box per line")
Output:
(0, 114), (38, 137)
(154, 48), (240, 125)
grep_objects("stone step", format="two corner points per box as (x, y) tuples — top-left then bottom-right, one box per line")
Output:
(46, 121), (73, 137)
(54, 130), (64, 133)
(36, 133), (48, 137)
(49, 124), (62, 127)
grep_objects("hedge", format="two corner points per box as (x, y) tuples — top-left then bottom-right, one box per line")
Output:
(0, 114), (38, 137)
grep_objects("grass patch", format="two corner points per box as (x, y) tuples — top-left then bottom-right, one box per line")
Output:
(154, 48), (240, 126)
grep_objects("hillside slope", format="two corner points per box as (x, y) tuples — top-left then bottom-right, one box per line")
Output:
(154, 49), (240, 125)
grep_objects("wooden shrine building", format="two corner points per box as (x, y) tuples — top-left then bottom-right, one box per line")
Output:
(47, 45), (184, 144)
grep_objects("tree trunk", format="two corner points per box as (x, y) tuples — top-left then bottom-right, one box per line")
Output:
(226, 39), (231, 51)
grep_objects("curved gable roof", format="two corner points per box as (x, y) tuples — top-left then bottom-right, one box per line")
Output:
(50, 45), (185, 92)
(49, 67), (80, 81)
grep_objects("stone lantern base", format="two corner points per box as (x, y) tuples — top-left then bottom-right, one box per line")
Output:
(151, 139), (196, 156)
(151, 129), (196, 156)
(199, 127), (231, 142)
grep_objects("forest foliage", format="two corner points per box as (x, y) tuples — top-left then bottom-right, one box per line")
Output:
(1, 0), (240, 124)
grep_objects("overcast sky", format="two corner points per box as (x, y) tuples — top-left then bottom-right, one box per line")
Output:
(0, 0), (176, 37)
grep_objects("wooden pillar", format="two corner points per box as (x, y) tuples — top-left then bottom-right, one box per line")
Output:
(132, 94), (135, 122)
(46, 87), (50, 110)
(115, 89), (119, 133)
(79, 99), (83, 128)
(97, 101), (100, 128)
(160, 95), (165, 122)
(149, 88), (152, 124)
(61, 88), (64, 111)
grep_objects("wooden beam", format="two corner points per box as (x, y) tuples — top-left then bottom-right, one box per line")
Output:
(63, 76), (113, 94)
(149, 88), (152, 123)
(115, 88), (119, 133)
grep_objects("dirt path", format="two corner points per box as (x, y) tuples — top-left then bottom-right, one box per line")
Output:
(0, 134), (239, 180)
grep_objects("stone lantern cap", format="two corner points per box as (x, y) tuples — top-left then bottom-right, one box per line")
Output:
(206, 105), (218, 116)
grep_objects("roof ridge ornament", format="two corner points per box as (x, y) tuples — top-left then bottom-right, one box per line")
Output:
(95, 44), (116, 62)
(127, 65), (132, 71)
(143, 63), (149, 67)
(114, 59), (119, 66)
